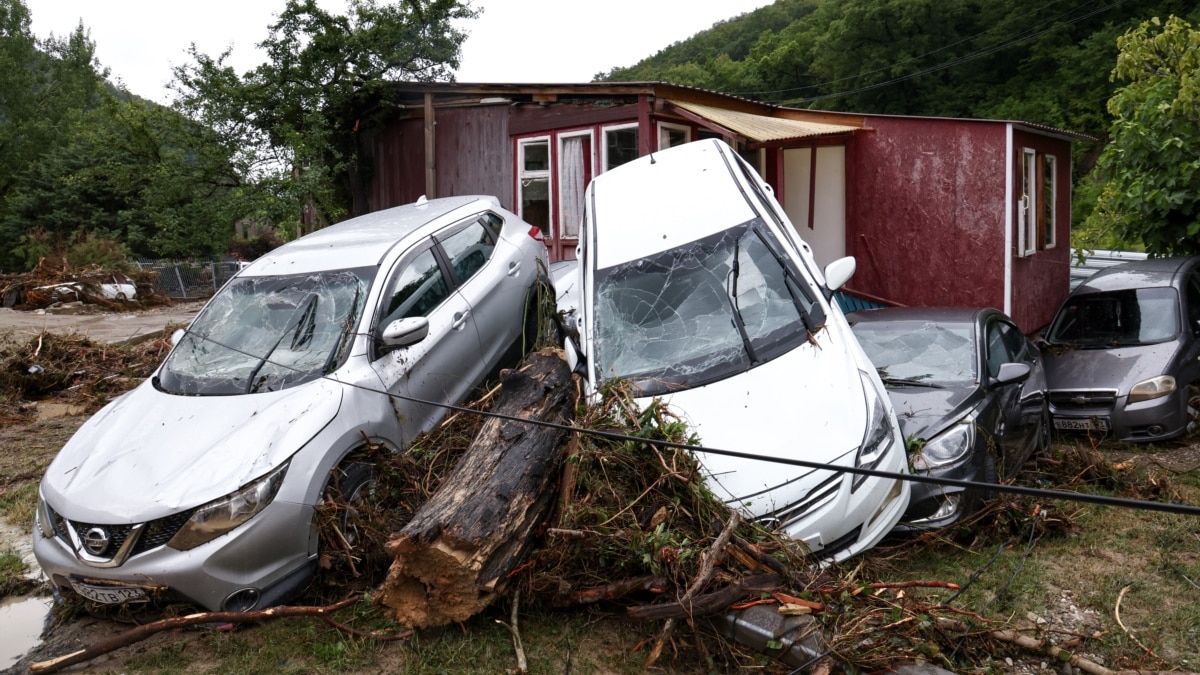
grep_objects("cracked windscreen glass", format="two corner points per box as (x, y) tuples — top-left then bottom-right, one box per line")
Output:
(851, 321), (976, 384)
(157, 268), (373, 395)
(593, 222), (822, 395)
(1046, 287), (1179, 347)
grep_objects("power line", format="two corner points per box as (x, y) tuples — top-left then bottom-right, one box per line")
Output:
(169, 326), (1200, 519)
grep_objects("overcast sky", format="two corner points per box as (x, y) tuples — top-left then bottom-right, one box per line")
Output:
(24, 0), (775, 104)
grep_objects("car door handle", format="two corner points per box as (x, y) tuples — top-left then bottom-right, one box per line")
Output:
(507, 261), (521, 277)
(452, 311), (470, 330)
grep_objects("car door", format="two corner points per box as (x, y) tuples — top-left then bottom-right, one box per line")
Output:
(369, 240), (484, 444)
(438, 213), (528, 372)
(984, 317), (1041, 478)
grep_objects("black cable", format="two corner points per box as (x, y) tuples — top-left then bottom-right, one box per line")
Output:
(170, 326), (1200, 518)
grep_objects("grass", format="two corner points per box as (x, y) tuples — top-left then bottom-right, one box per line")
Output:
(0, 481), (38, 525)
(114, 599), (666, 675)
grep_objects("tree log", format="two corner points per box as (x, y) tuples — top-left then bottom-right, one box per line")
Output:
(627, 573), (783, 621)
(376, 349), (575, 628)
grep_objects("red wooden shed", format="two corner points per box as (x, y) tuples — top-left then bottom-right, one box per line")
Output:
(359, 82), (1083, 331)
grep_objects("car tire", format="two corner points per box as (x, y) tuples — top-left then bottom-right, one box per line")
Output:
(1187, 384), (1200, 436)
(115, 292), (128, 301)
(324, 461), (376, 549)
(1037, 404), (1052, 454)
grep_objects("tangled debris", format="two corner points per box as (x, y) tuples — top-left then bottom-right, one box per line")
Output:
(0, 331), (174, 425)
(7, 330), (1192, 672)
(0, 260), (168, 311)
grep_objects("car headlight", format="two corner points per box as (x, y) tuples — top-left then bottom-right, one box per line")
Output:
(36, 491), (55, 539)
(168, 463), (288, 551)
(911, 420), (974, 472)
(853, 370), (897, 492)
(1127, 375), (1175, 403)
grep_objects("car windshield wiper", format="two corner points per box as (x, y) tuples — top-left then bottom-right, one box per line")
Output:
(877, 370), (944, 389)
(245, 292), (319, 394)
(725, 236), (760, 364)
(321, 282), (362, 375)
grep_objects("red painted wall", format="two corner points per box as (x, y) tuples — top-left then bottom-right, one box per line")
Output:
(846, 117), (1009, 314)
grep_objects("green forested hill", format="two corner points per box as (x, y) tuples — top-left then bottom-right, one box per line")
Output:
(600, 0), (1199, 169)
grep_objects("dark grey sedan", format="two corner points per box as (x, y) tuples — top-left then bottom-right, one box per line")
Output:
(1042, 256), (1200, 442)
(849, 307), (1048, 528)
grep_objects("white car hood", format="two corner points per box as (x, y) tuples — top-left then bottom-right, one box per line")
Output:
(42, 378), (343, 523)
(646, 329), (867, 509)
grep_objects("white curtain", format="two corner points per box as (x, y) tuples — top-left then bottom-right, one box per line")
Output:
(560, 137), (585, 239)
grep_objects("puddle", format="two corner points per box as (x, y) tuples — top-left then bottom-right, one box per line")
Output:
(1, 595), (53, 668)
(1, 519), (52, 668)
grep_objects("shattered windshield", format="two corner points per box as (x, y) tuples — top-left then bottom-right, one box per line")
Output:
(1046, 287), (1179, 347)
(852, 321), (976, 385)
(593, 222), (824, 395)
(158, 268), (373, 395)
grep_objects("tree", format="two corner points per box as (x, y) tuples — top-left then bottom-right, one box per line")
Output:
(1089, 15), (1200, 256)
(0, 0), (112, 270)
(171, 0), (478, 227)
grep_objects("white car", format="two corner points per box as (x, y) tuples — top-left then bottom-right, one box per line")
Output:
(34, 195), (550, 612)
(38, 273), (138, 301)
(563, 139), (909, 562)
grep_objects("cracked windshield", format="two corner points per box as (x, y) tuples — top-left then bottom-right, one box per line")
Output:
(853, 321), (976, 385)
(594, 223), (823, 395)
(158, 268), (372, 395)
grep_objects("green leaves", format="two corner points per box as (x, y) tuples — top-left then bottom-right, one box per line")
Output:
(1091, 16), (1200, 256)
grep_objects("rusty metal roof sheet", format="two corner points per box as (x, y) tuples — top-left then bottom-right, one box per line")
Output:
(669, 100), (858, 142)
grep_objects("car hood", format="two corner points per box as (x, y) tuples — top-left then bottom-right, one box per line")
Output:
(644, 331), (868, 506)
(41, 378), (343, 523)
(886, 384), (979, 443)
(1042, 341), (1178, 393)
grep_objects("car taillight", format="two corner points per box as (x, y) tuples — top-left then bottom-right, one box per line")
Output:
(528, 226), (545, 243)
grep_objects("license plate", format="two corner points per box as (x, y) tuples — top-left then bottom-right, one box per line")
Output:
(70, 581), (148, 605)
(1053, 417), (1109, 432)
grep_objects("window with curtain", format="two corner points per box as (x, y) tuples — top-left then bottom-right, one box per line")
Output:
(558, 135), (590, 239)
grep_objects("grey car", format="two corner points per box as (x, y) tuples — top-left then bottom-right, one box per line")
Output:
(1042, 256), (1200, 442)
(849, 307), (1048, 528)
(33, 195), (549, 612)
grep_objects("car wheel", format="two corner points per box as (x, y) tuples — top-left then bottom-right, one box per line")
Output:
(323, 462), (376, 549)
(522, 276), (559, 356)
(1187, 384), (1200, 436)
(115, 292), (128, 301)
(1037, 404), (1052, 454)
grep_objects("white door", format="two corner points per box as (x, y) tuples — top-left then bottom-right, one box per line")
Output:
(783, 146), (846, 270)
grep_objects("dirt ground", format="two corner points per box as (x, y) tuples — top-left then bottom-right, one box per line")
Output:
(0, 301), (204, 346)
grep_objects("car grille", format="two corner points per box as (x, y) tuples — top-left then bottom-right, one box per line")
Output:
(47, 503), (194, 563)
(1049, 389), (1118, 412)
(755, 472), (842, 531)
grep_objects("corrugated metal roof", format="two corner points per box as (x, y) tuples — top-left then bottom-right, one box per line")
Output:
(669, 100), (858, 142)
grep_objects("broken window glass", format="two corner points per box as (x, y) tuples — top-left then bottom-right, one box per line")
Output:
(852, 321), (976, 384)
(593, 222), (823, 395)
(158, 267), (373, 395)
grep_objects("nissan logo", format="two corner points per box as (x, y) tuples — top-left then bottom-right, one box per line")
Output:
(83, 527), (111, 556)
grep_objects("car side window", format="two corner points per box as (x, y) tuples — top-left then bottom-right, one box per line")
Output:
(1186, 272), (1200, 333)
(380, 246), (451, 328)
(437, 220), (496, 285)
(986, 320), (1026, 377)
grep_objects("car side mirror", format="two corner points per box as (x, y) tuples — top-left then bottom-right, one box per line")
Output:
(170, 328), (185, 346)
(381, 317), (430, 349)
(823, 257), (856, 295)
(991, 362), (1031, 387)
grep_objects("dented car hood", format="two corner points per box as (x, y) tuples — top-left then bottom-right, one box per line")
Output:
(887, 385), (979, 444)
(41, 377), (343, 523)
(645, 329), (867, 510)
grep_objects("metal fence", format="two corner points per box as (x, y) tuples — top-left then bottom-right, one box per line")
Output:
(1068, 249), (1148, 291)
(133, 259), (243, 300)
